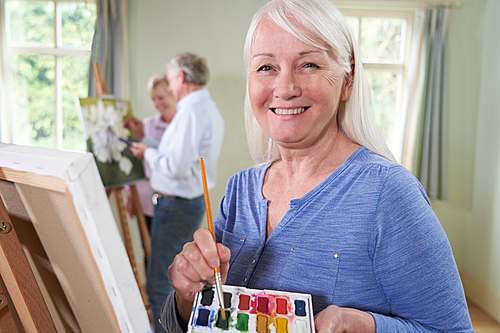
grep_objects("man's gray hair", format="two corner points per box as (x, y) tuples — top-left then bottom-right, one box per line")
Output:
(167, 53), (209, 86)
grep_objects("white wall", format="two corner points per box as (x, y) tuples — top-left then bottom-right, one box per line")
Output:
(128, 0), (500, 317)
(460, 0), (500, 320)
(128, 0), (268, 211)
(430, 0), (484, 268)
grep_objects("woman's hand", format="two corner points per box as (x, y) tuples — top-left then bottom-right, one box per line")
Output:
(123, 117), (144, 141)
(314, 305), (375, 333)
(168, 228), (231, 322)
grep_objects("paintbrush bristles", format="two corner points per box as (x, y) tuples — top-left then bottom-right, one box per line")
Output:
(215, 271), (226, 319)
(199, 158), (225, 319)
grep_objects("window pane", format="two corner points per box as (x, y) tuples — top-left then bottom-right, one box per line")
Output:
(365, 70), (401, 152)
(11, 55), (55, 148)
(6, 1), (54, 44)
(360, 17), (404, 63)
(62, 56), (89, 151)
(61, 2), (97, 47)
(345, 16), (359, 42)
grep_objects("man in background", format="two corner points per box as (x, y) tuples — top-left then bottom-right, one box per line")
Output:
(129, 53), (225, 332)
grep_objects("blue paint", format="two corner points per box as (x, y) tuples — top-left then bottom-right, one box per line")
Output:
(294, 300), (306, 316)
(196, 308), (211, 326)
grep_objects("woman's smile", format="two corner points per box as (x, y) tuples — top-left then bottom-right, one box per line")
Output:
(270, 107), (309, 115)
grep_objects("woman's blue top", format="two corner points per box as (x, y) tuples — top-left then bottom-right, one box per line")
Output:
(162, 147), (474, 332)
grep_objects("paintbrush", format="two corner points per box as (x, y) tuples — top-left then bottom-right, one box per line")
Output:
(199, 158), (226, 320)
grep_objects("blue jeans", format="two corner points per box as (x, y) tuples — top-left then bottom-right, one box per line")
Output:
(147, 195), (205, 333)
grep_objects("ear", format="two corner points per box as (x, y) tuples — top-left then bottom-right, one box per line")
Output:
(178, 70), (186, 83)
(340, 60), (355, 101)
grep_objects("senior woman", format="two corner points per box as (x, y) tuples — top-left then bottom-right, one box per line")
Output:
(162, 0), (474, 332)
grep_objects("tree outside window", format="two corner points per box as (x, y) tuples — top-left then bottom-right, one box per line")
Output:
(342, 8), (414, 162)
(6, 0), (96, 151)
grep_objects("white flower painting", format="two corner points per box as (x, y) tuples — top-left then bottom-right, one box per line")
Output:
(77, 98), (145, 188)
(86, 100), (132, 175)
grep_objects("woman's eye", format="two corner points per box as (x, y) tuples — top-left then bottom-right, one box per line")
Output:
(303, 63), (319, 69)
(257, 65), (273, 72)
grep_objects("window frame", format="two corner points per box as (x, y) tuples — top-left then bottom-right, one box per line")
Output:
(337, 5), (415, 162)
(5, 0), (96, 150)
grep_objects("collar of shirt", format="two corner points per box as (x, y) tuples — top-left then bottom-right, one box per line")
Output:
(176, 88), (210, 111)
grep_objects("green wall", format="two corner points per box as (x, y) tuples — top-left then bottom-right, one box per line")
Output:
(128, 0), (500, 297)
(461, 0), (500, 295)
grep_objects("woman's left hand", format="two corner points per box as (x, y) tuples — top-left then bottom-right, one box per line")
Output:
(314, 305), (375, 333)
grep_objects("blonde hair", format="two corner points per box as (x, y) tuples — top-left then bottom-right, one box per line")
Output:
(147, 75), (169, 98)
(243, 0), (396, 164)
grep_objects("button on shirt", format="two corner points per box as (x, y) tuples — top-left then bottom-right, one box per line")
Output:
(144, 89), (224, 200)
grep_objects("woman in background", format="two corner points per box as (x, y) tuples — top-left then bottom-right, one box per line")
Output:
(124, 75), (176, 227)
(162, 0), (474, 332)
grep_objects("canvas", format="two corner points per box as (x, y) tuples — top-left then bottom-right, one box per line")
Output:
(0, 143), (152, 332)
(77, 98), (145, 188)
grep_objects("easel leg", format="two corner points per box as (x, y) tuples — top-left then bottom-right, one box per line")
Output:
(130, 184), (151, 261)
(112, 189), (149, 308)
(0, 197), (57, 333)
(0, 284), (18, 333)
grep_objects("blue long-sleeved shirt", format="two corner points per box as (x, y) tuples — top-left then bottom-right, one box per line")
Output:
(161, 147), (474, 332)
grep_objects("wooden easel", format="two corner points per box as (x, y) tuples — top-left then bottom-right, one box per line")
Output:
(0, 195), (57, 333)
(94, 63), (151, 307)
(105, 186), (150, 308)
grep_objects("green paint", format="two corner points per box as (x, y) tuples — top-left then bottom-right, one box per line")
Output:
(216, 309), (231, 330)
(236, 313), (249, 332)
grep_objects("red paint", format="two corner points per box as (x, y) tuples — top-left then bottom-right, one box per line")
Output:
(239, 294), (250, 310)
(257, 296), (269, 314)
(276, 298), (288, 315)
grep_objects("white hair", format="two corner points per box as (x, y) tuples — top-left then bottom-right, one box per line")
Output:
(243, 0), (396, 164)
(167, 53), (209, 86)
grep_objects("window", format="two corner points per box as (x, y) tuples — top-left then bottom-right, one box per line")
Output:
(5, 0), (96, 151)
(339, 8), (414, 162)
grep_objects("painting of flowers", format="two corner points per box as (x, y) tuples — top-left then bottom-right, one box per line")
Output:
(78, 98), (145, 188)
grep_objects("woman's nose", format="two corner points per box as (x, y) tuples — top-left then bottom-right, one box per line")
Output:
(274, 70), (301, 100)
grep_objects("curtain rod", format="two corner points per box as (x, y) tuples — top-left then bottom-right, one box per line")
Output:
(333, 1), (463, 9)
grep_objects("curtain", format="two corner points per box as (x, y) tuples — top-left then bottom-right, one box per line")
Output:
(88, 0), (129, 99)
(0, 0), (13, 142)
(402, 7), (452, 200)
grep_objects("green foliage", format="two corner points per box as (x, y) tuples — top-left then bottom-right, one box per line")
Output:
(61, 2), (97, 47)
(7, 0), (96, 151)
(62, 57), (90, 151)
(11, 54), (55, 148)
(7, 1), (54, 44)
(366, 71), (399, 148)
(360, 17), (403, 62)
(345, 14), (406, 154)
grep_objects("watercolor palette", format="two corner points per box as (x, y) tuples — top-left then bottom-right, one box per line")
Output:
(188, 285), (315, 333)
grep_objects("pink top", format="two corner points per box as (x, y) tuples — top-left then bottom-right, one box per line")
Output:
(135, 113), (168, 217)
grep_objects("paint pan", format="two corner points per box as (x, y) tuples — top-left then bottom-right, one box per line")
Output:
(188, 285), (315, 333)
